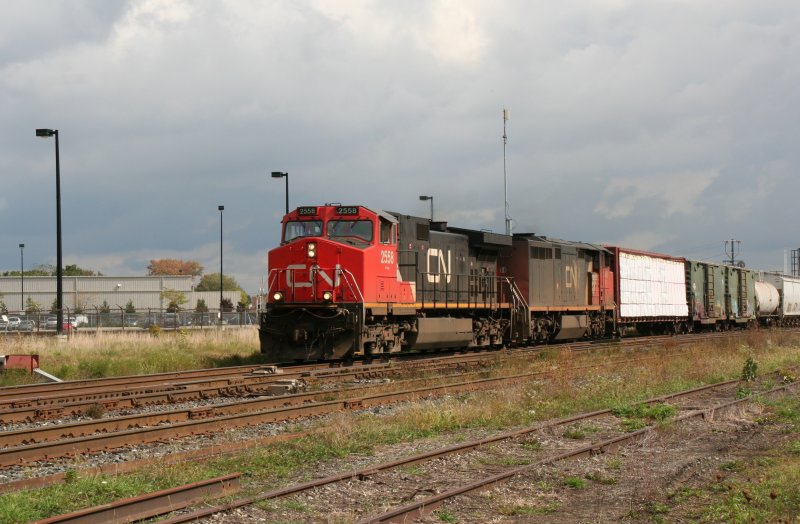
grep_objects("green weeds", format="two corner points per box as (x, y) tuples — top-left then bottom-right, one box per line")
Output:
(563, 476), (586, 489)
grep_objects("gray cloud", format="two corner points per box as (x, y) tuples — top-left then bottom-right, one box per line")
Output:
(2, 0), (800, 291)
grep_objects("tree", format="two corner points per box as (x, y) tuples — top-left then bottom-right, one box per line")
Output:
(148, 259), (204, 277)
(195, 273), (242, 292)
(125, 300), (136, 314)
(5, 264), (99, 276)
(160, 289), (188, 312)
(30, 265), (55, 276)
(195, 299), (209, 312)
(50, 299), (58, 314)
(63, 264), (101, 276)
(221, 298), (234, 312)
(99, 301), (111, 315)
(237, 291), (250, 311)
(25, 297), (41, 314)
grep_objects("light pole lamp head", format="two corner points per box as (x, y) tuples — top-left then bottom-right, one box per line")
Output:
(19, 243), (24, 249)
(36, 128), (56, 137)
(419, 195), (431, 201)
(218, 205), (224, 211)
(271, 171), (287, 178)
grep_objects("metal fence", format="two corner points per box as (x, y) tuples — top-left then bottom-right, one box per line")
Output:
(0, 308), (257, 334)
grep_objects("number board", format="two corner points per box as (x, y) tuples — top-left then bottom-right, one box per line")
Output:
(297, 207), (318, 216)
(335, 206), (360, 215)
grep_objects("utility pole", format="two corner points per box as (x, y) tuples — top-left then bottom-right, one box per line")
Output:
(724, 239), (741, 266)
(502, 108), (512, 236)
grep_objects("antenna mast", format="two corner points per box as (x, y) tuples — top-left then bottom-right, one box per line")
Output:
(503, 108), (512, 236)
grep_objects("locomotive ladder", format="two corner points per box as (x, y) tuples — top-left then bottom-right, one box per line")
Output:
(500, 277), (529, 342)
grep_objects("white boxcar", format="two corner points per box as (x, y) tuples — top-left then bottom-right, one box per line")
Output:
(614, 248), (689, 319)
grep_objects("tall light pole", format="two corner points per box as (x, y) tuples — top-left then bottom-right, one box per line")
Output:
(35, 128), (63, 335)
(218, 205), (224, 319)
(419, 195), (434, 221)
(271, 171), (289, 215)
(19, 244), (24, 313)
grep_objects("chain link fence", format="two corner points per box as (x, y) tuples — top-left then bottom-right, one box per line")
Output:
(0, 308), (257, 334)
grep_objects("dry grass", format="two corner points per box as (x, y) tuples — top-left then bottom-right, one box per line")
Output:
(308, 331), (800, 445)
(0, 328), (261, 382)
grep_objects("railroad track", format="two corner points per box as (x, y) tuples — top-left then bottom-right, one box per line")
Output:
(0, 329), (779, 520)
(151, 371), (798, 523)
(0, 348), (681, 486)
(0, 331), (758, 469)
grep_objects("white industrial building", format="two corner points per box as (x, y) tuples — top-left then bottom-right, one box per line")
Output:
(0, 275), (242, 314)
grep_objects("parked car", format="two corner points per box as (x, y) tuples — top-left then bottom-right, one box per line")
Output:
(6, 317), (21, 329)
(142, 313), (185, 329)
(45, 317), (58, 329)
(17, 320), (36, 332)
(123, 315), (139, 327)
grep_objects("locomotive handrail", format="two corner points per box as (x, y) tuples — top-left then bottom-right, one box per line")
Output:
(334, 267), (365, 303)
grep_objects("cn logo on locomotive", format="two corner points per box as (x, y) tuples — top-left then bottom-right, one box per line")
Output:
(426, 248), (452, 284)
(285, 264), (342, 288)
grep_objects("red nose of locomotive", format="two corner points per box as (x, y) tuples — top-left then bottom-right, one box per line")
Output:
(268, 237), (352, 304)
(267, 205), (375, 305)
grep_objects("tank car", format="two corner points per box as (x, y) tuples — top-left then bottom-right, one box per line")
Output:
(499, 235), (615, 342)
(260, 205), (521, 362)
(755, 280), (780, 325)
(757, 272), (800, 326)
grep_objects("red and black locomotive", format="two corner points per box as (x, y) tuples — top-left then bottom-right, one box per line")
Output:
(261, 204), (614, 361)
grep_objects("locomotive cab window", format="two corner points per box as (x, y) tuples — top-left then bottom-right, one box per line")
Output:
(379, 216), (395, 244)
(327, 219), (374, 246)
(283, 221), (323, 243)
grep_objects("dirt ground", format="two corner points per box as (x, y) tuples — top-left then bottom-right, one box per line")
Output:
(201, 393), (798, 523)
(416, 399), (799, 523)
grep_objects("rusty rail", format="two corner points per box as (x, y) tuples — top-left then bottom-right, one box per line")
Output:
(32, 473), (240, 524)
(145, 374), (794, 523)
(360, 379), (800, 523)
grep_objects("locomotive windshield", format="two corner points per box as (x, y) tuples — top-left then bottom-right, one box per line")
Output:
(327, 219), (374, 246)
(283, 220), (323, 242)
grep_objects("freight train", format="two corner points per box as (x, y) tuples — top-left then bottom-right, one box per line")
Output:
(259, 204), (798, 362)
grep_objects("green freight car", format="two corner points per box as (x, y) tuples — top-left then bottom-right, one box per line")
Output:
(685, 260), (755, 330)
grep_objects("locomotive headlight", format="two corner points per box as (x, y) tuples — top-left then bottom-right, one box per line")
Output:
(322, 290), (334, 303)
(307, 241), (317, 258)
(272, 291), (284, 302)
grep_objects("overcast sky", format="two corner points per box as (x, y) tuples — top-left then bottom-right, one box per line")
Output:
(2, 0), (799, 293)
